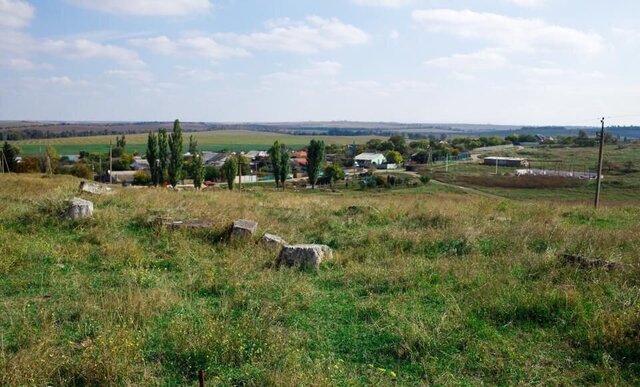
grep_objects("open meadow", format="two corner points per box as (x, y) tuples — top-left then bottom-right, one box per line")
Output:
(11, 130), (384, 156)
(1, 174), (639, 385)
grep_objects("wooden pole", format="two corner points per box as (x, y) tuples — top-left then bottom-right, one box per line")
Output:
(109, 141), (113, 184)
(594, 117), (606, 209)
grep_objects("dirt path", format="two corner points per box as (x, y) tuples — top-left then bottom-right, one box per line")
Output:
(430, 179), (507, 200)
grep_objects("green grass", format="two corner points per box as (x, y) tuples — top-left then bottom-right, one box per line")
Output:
(1, 174), (640, 385)
(12, 130), (383, 155)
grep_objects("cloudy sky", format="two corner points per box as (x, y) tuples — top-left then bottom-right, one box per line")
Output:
(1, 0), (639, 125)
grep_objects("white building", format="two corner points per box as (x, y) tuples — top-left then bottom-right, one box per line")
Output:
(354, 153), (387, 168)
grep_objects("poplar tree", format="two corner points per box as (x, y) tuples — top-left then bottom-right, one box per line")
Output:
(223, 156), (238, 191)
(188, 135), (198, 154)
(268, 140), (281, 188)
(146, 132), (159, 186)
(279, 144), (289, 190)
(307, 139), (325, 189)
(168, 119), (183, 188)
(158, 128), (168, 184)
(192, 152), (205, 190)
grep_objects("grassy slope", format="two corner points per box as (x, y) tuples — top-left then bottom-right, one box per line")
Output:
(1, 175), (639, 385)
(12, 130), (383, 155)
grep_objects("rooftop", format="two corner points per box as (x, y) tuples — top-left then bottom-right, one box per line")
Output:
(355, 153), (385, 160)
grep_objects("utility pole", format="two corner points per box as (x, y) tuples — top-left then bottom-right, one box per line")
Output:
(237, 155), (242, 190)
(109, 141), (113, 184)
(594, 117), (606, 209)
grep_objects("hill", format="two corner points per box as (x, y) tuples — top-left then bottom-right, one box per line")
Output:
(1, 175), (639, 385)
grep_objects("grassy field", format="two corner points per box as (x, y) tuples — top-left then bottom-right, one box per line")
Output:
(11, 130), (383, 155)
(1, 174), (639, 385)
(428, 144), (640, 204)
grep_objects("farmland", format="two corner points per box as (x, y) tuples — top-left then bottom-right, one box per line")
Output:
(425, 144), (640, 204)
(11, 130), (384, 155)
(1, 174), (640, 385)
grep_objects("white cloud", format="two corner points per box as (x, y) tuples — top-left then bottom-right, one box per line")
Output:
(0, 30), (145, 68)
(506, 0), (545, 7)
(0, 0), (34, 28)
(263, 61), (342, 83)
(129, 35), (249, 59)
(389, 29), (400, 40)
(69, 0), (212, 16)
(105, 69), (153, 82)
(412, 9), (603, 54)
(426, 49), (508, 70)
(612, 27), (640, 44)
(176, 67), (225, 81)
(41, 39), (146, 67)
(351, 0), (412, 7)
(227, 16), (369, 53)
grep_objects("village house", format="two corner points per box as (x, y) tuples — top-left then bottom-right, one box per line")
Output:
(131, 156), (150, 170)
(203, 152), (228, 168)
(354, 153), (387, 168)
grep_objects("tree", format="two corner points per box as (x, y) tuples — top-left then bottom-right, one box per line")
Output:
(204, 166), (221, 182)
(223, 156), (238, 190)
(1, 141), (20, 172)
(188, 135), (198, 154)
(158, 128), (168, 184)
(69, 162), (94, 179)
(268, 140), (282, 188)
(116, 134), (126, 149)
(307, 139), (325, 189)
(323, 164), (344, 188)
(146, 132), (159, 186)
(167, 119), (184, 188)
(385, 150), (403, 165)
(279, 145), (290, 190)
(389, 135), (407, 154)
(192, 152), (205, 190)
(41, 145), (59, 174)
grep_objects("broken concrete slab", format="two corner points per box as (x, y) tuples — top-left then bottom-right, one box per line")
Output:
(79, 181), (113, 195)
(276, 244), (333, 270)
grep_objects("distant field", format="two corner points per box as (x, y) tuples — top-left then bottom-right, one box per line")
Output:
(428, 144), (640, 205)
(12, 130), (384, 155)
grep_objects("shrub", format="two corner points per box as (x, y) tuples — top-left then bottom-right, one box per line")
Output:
(133, 171), (151, 186)
(420, 175), (431, 184)
(69, 163), (94, 180)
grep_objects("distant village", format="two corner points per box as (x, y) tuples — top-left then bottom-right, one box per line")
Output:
(1, 127), (626, 187)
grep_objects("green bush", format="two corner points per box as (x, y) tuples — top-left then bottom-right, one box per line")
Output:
(133, 171), (151, 186)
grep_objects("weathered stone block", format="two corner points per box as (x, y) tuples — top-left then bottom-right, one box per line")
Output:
(231, 219), (258, 240)
(276, 244), (333, 270)
(79, 181), (113, 195)
(66, 197), (93, 220)
(259, 233), (288, 249)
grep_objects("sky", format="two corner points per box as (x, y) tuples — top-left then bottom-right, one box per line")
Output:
(1, 0), (640, 126)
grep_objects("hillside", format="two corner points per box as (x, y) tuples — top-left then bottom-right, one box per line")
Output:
(1, 175), (639, 385)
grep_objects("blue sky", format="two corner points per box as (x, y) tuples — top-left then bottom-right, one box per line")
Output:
(1, 0), (639, 125)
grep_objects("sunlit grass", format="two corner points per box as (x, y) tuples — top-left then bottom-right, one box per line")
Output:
(1, 174), (639, 385)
